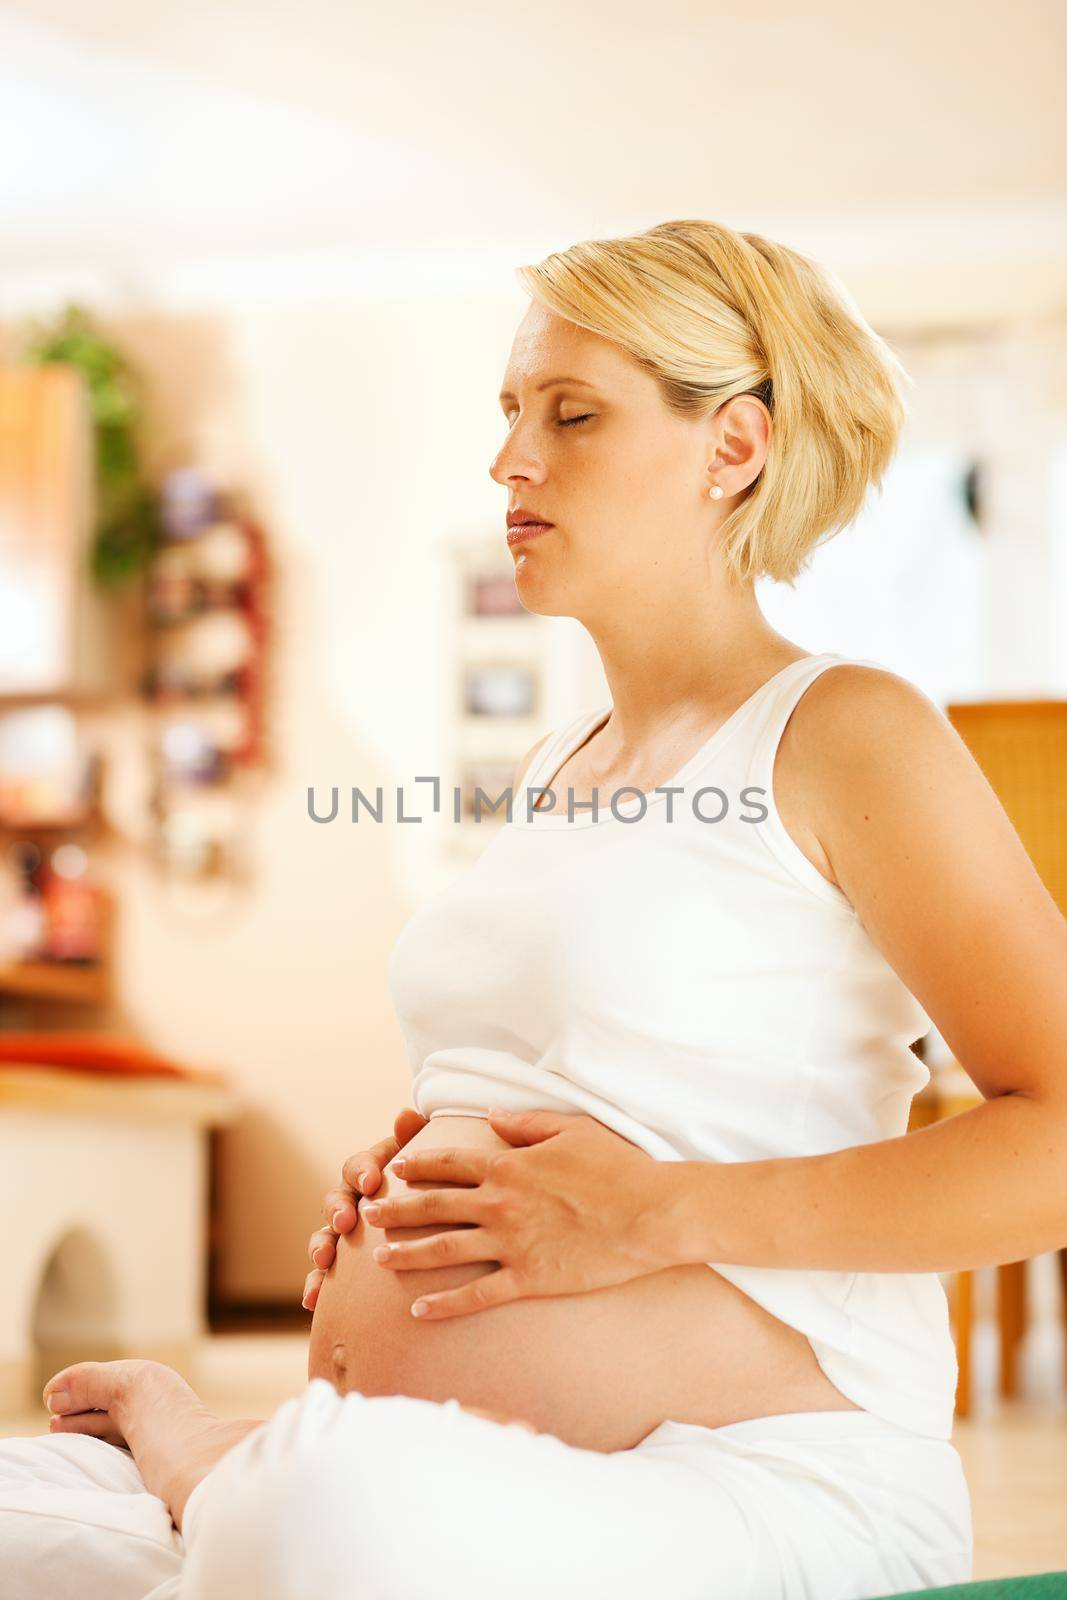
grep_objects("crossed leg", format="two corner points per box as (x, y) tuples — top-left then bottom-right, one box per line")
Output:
(8, 1358), (961, 1600)
(177, 1378), (758, 1600)
(2, 1362), (759, 1600)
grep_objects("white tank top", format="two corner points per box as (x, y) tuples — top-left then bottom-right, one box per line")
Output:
(387, 651), (959, 1440)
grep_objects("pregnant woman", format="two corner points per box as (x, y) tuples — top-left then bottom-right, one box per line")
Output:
(7, 218), (1067, 1600)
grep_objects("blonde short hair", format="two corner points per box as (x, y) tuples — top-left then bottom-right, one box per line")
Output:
(515, 219), (912, 587)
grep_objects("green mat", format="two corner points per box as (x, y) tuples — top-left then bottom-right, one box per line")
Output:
(873, 1571), (1067, 1599)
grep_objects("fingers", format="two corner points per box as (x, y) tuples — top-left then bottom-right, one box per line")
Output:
(361, 1187), (484, 1230)
(394, 1106), (429, 1146)
(307, 1110), (432, 1307)
(321, 1185), (359, 1233)
(308, 1188), (350, 1289)
(407, 1267), (521, 1321)
(372, 1228), (496, 1273)
(388, 1148), (490, 1186)
(307, 1158), (382, 1305)
(329, 1111), (429, 1231)
(307, 1227), (337, 1270)
(341, 1133), (400, 1202)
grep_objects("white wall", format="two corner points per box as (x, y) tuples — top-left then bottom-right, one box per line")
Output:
(3, 0), (1067, 1300)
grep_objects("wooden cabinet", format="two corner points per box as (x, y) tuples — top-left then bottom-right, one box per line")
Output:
(0, 365), (129, 700)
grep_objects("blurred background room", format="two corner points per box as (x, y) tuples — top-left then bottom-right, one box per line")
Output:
(1, 0), (1066, 1583)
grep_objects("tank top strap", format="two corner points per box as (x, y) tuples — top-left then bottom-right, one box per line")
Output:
(524, 706), (607, 797)
(746, 652), (888, 784)
(738, 651), (888, 912)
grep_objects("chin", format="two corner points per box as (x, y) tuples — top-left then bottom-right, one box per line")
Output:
(512, 561), (573, 619)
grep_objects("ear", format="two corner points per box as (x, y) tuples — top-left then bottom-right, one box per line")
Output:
(710, 393), (772, 492)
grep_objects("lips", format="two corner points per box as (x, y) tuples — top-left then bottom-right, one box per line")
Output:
(506, 521), (553, 546)
(506, 509), (554, 545)
(507, 509), (553, 525)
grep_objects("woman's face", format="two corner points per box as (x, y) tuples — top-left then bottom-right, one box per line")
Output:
(489, 302), (761, 619)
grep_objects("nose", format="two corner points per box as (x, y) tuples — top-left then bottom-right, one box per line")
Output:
(488, 426), (547, 489)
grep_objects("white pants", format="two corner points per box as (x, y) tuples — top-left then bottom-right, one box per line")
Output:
(0, 1379), (973, 1600)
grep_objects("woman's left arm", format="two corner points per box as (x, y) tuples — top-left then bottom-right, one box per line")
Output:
(367, 667), (1067, 1317)
(658, 665), (1067, 1276)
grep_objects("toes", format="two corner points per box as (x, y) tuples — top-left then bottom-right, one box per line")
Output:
(48, 1410), (125, 1447)
(43, 1362), (113, 1417)
(42, 1358), (155, 1418)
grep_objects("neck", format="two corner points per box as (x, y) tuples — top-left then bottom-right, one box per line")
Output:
(580, 579), (797, 750)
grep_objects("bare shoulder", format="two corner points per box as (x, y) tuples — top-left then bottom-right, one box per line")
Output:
(785, 661), (949, 773)
(774, 662), (961, 891)
(778, 662), (957, 813)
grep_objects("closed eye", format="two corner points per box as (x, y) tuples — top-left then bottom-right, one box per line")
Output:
(499, 412), (594, 429)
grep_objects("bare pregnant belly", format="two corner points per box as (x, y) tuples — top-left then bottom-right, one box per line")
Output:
(308, 1114), (862, 1452)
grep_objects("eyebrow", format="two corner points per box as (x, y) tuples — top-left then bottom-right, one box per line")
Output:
(498, 376), (601, 403)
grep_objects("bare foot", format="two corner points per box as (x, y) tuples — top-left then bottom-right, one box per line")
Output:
(43, 1359), (261, 1531)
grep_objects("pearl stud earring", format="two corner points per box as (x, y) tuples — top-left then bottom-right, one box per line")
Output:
(708, 483), (724, 500)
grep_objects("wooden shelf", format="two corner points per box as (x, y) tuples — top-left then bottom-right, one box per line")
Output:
(0, 1064), (235, 1126)
(0, 814), (98, 836)
(0, 691), (123, 712)
(0, 808), (124, 851)
(0, 960), (109, 1004)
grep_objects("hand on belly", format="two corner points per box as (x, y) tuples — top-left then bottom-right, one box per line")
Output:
(307, 1114), (860, 1451)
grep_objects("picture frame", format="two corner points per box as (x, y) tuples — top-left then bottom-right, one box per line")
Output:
(463, 662), (538, 718)
(466, 572), (528, 617)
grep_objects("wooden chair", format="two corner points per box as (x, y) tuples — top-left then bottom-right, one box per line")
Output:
(911, 698), (1067, 1417)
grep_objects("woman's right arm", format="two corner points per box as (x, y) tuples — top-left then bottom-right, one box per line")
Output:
(303, 738), (550, 1309)
(302, 1106), (427, 1311)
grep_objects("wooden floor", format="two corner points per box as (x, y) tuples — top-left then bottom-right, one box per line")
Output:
(954, 1398), (1067, 1580)
(2, 1331), (1065, 1585)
